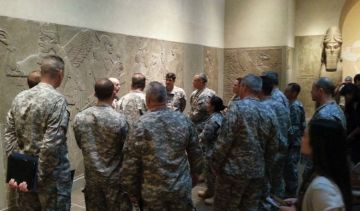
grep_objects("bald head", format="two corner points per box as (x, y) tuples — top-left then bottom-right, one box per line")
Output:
(314, 77), (335, 96)
(146, 81), (167, 104)
(95, 78), (114, 100)
(27, 70), (41, 88)
(108, 77), (120, 94)
(131, 73), (146, 90)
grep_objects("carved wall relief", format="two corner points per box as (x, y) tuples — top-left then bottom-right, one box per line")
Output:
(204, 47), (219, 92)
(223, 47), (283, 103)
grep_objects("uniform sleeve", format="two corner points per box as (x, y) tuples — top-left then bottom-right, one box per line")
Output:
(120, 121), (143, 199)
(211, 104), (236, 172)
(190, 95), (210, 122)
(289, 105), (305, 138)
(38, 99), (69, 181)
(179, 90), (187, 112)
(263, 116), (279, 183)
(73, 115), (82, 149)
(4, 108), (19, 156)
(186, 121), (204, 175)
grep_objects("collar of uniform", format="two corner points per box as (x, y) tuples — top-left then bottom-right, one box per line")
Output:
(315, 100), (336, 113)
(243, 96), (259, 101)
(150, 107), (168, 112)
(167, 86), (177, 95)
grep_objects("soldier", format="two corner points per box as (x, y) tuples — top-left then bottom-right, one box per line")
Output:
(283, 83), (306, 198)
(197, 96), (225, 204)
(27, 69), (41, 88)
(121, 81), (204, 210)
(303, 77), (347, 181)
(259, 75), (291, 198)
(165, 72), (187, 112)
(189, 73), (215, 132)
(263, 71), (289, 109)
(116, 73), (147, 127)
(108, 77), (121, 108)
(228, 77), (242, 104)
(73, 79), (131, 211)
(5, 55), (72, 210)
(211, 74), (278, 211)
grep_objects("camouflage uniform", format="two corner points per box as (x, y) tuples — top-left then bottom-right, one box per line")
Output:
(166, 86), (187, 112)
(261, 97), (291, 198)
(116, 91), (147, 127)
(73, 105), (131, 211)
(302, 100), (346, 181)
(199, 112), (224, 195)
(4, 82), (72, 211)
(272, 88), (289, 109)
(189, 87), (215, 132)
(120, 108), (204, 211)
(211, 97), (279, 211)
(284, 100), (306, 197)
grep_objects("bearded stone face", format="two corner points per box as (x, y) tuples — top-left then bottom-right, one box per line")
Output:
(324, 41), (341, 71)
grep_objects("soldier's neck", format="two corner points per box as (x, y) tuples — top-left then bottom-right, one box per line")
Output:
(96, 98), (113, 107)
(148, 103), (166, 111)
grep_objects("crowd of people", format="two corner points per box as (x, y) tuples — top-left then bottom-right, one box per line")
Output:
(4, 54), (359, 211)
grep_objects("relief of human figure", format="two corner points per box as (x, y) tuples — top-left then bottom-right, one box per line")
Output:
(320, 26), (343, 85)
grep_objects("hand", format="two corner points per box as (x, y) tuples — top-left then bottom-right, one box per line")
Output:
(279, 205), (296, 211)
(18, 182), (29, 192)
(8, 179), (18, 189)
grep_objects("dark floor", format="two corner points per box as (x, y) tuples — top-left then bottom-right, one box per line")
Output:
(70, 183), (213, 211)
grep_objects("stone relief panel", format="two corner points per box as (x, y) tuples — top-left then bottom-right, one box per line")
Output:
(223, 47), (284, 103)
(0, 16), (218, 183)
(204, 47), (219, 92)
(293, 36), (323, 119)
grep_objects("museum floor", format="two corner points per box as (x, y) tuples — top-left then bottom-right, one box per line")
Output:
(70, 183), (213, 211)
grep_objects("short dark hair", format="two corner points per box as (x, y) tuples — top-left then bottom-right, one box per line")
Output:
(241, 74), (262, 93)
(95, 78), (114, 100)
(40, 55), (65, 78)
(197, 73), (208, 83)
(339, 83), (356, 96)
(354, 74), (360, 83)
(264, 71), (279, 85)
(165, 72), (176, 81)
(209, 95), (225, 112)
(314, 77), (335, 96)
(27, 70), (41, 88)
(288, 83), (301, 94)
(146, 81), (167, 103)
(132, 73), (146, 90)
(260, 75), (274, 96)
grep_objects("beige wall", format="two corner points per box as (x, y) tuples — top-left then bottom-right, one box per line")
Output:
(0, 0), (225, 48)
(295, 0), (345, 36)
(225, 0), (295, 48)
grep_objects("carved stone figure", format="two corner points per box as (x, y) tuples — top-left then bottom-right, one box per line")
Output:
(320, 26), (343, 85)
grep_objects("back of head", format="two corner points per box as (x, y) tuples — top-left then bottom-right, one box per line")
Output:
(146, 81), (167, 104)
(241, 74), (262, 93)
(95, 78), (114, 100)
(197, 73), (208, 83)
(308, 119), (351, 210)
(314, 77), (335, 96)
(40, 55), (64, 78)
(132, 73), (146, 90)
(260, 75), (274, 96)
(27, 70), (41, 88)
(354, 74), (360, 83)
(288, 83), (301, 95)
(339, 83), (356, 96)
(263, 71), (279, 86)
(165, 72), (176, 81)
(210, 95), (225, 112)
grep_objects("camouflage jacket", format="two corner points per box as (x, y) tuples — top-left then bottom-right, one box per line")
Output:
(120, 108), (204, 200)
(199, 112), (224, 157)
(166, 86), (187, 112)
(73, 104), (128, 183)
(288, 100), (306, 146)
(311, 100), (347, 130)
(212, 97), (278, 179)
(189, 87), (215, 131)
(272, 88), (289, 109)
(262, 97), (291, 153)
(4, 82), (70, 182)
(116, 91), (147, 126)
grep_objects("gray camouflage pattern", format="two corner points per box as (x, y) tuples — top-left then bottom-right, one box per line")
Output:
(120, 108), (204, 210)
(272, 88), (289, 109)
(166, 85), (187, 112)
(4, 82), (71, 210)
(116, 91), (147, 127)
(189, 87), (215, 132)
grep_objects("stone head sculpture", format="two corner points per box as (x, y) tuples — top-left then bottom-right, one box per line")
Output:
(321, 26), (342, 71)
